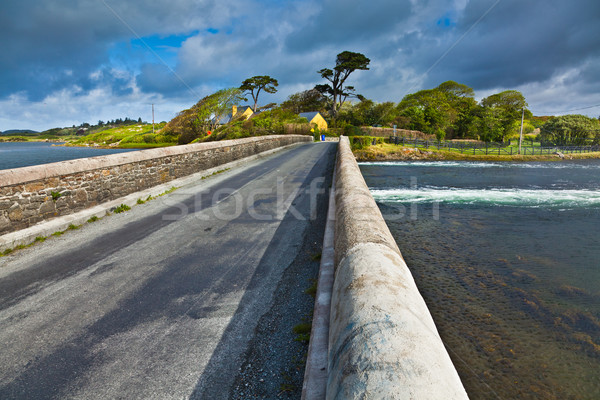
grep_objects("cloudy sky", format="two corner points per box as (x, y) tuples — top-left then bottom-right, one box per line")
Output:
(1, 0), (599, 131)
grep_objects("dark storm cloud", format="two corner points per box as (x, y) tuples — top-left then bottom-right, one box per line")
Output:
(0, 0), (237, 100)
(2, 0), (600, 131)
(421, 0), (600, 90)
(285, 0), (413, 52)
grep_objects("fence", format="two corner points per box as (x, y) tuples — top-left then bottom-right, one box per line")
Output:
(389, 136), (600, 156)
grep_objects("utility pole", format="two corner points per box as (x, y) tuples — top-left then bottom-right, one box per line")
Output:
(152, 104), (155, 135)
(518, 106), (524, 154)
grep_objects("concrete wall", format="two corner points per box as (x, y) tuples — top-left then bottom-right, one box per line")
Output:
(328, 136), (468, 399)
(0, 135), (311, 235)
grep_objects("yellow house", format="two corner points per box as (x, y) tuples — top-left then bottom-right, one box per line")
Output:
(299, 112), (328, 131)
(232, 105), (254, 120)
(214, 106), (254, 125)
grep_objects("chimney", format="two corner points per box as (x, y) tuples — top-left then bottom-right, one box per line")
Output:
(232, 105), (237, 116)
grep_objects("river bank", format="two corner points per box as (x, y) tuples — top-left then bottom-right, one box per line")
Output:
(360, 160), (600, 399)
(353, 143), (600, 162)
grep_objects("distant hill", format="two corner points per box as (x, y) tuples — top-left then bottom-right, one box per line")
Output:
(0, 129), (39, 135)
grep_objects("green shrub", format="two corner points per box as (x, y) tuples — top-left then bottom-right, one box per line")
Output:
(349, 136), (384, 150)
(113, 204), (131, 213)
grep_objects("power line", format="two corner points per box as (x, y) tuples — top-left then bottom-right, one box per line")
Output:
(534, 103), (600, 115)
(101, 0), (199, 100)
(373, 0), (503, 126)
(406, 0), (503, 95)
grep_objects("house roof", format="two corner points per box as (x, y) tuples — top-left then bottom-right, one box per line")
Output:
(237, 106), (253, 113)
(299, 112), (320, 121)
(212, 113), (232, 124)
(212, 105), (255, 125)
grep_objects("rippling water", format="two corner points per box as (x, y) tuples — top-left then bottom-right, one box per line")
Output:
(0, 142), (137, 171)
(360, 160), (600, 399)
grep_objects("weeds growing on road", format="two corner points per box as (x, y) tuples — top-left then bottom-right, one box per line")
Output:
(113, 204), (131, 214)
(293, 323), (311, 343)
(278, 372), (295, 394)
(304, 278), (318, 298)
(1, 236), (48, 258)
(1, 184), (186, 258)
(201, 168), (230, 180)
(159, 186), (178, 196)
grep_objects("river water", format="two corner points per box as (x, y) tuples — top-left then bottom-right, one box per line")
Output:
(0, 142), (137, 171)
(360, 160), (600, 400)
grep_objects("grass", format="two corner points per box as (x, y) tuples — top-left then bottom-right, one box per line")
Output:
(69, 122), (174, 148)
(112, 204), (131, 214)
(0, 178), (185, 258)
(51, 191), (62, 201)
(304, 278), (318, 299)
(278, 372), (295, 394)
(0, 135), (80, 142)
(354, 142), (600, 162)
(201, 168), (230, 180)
(293, 322), (312, 343)
(158, 186), (178, 196)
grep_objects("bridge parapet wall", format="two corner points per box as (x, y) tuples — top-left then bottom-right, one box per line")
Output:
(328, 136), (468, 399)
(0, 135), (310, 236)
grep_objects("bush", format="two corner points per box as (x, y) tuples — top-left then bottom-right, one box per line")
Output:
(349, 136), (384, 150)
(113, 204), (131, 214)
(178, 130), (199, 145)
(341, 122), (366, 136)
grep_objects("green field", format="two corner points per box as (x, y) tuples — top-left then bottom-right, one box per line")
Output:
(70, 123), (176, 148)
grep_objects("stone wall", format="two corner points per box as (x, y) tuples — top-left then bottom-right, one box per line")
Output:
(0, 135), (311, 235)
(327, 136), (468, 399)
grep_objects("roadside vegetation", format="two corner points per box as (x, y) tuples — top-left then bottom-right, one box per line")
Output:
(0, 185), (184, 258)
(4, 50), (599, 154)
(70, 122), (172, 148)
(353, 141), (600, 162)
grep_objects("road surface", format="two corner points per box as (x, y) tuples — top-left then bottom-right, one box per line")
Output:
(0, 142), (336, 399)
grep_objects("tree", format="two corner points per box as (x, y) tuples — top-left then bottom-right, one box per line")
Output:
(339, 99), (397, 127)
(316, 51), (370, 118)
(480, 90), (527, 142)
(397, 88), (453, 139)
(436, 81), (477, 139)
(162, 88), (246, 144)
(471, 105), (504, 142)
(280, 89), (328, 114)
(240, 75), (279, 112)
(540, 114), (600, 145)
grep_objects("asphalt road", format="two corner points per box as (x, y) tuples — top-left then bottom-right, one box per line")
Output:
(0, 141), (336, 399)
